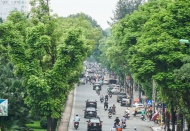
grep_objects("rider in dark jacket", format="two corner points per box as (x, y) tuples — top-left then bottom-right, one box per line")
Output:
(104, 100), (108, 109)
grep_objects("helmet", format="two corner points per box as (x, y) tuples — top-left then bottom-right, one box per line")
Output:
(123, 116), (125, 117)
(116, 117), (119, 118)
(134, 127), (137, 130)
(76, 114), (78, 116)
(113, 104), (115, 106)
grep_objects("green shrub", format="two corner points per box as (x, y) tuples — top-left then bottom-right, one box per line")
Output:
(40, 117), (47, 129)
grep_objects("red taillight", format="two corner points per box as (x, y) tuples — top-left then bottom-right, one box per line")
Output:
(88, 122), (92, 126)
(99, 123), (102, 126)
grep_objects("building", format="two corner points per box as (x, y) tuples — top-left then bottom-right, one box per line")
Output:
(0, 0), (30, 20)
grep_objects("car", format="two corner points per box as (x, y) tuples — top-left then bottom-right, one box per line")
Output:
(93, 83), (101, 90)
(86, 99), (97, 108)
(86, 118), (103, 131)
(103, 79), (109, 85)
(117, 92), (127, 102)
(120, 98), (131, 106)
(84, 107), (97, 118)
(111, 86), (120, 94)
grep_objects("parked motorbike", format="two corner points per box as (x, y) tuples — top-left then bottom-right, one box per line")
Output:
(122, 122), (126, 128)
(74, 122), (79, 129)
(108, 113), (112, 118)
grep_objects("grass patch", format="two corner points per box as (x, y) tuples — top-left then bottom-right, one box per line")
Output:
(26, 121), (46, 131)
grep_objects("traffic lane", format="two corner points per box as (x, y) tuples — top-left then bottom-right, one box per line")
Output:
(68, 83), (124, 131)
(68, 83), (153, 131)
(92, 84), (154, 131)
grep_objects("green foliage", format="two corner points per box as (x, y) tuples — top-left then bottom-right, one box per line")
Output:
(111, 0), (145, 23)
(0, 0), (99, 129)
(100, 0), (190, 125)
(40, 117), (47, 129)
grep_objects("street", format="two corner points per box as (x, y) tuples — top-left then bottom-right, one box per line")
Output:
(68, 81), (156, 131)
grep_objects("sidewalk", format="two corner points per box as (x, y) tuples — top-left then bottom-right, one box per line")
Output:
(58, 90), (74, 131)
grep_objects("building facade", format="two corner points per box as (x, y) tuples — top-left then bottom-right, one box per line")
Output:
(0, 0), (30, 20)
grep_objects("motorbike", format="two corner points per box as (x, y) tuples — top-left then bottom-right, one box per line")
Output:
(125, 112), (130, 119)
(104, 106), (108, 111)
(141, 115), (145, 121)
(122, 122), (126, 129)
(108, 113), (112, 118)
(74, 122), (79, 129)
(109, 93), (112, 98)
(100, 98), (104, 103)
(96, 90), (100, 95)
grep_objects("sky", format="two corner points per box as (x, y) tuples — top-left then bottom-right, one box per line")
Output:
(49, 0), (118, 29)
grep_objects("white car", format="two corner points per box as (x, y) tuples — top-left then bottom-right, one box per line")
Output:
(103, 79), (109, 85)
(111, 87), (120, 94)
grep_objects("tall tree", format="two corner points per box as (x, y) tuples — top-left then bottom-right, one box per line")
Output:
(111, 0), (145, 24)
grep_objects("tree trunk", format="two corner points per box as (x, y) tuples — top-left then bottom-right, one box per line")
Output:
(171, 107), (176, 131)
(166, 111), (171, 131)
(47, 117), (58, 131)
(51, 118), (58, 131)
(47, 116), (52, 131)
(187, 122), (190, 131)
(176, 112), (183, 131)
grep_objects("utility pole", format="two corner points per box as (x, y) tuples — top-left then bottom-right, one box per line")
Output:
(152, 79), (156, 113)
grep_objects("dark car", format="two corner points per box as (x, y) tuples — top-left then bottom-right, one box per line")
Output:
(117, 92), (127, 102)
(93, 83), (102, 90)
(84, 107), (97, 118)
(86, 118), (103, 131)
(86, 99), (97, 108)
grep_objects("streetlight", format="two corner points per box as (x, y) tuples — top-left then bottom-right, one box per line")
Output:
(179, 39), (189, 131)
(179, 39), (189, 44)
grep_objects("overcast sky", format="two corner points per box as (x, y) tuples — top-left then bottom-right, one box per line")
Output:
(49, 0), (118, 29)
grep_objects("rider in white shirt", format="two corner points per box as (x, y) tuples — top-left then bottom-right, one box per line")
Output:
(121, 116), (126, 123)
(125, 108), (130, 114)
(74, 114), (80, 122)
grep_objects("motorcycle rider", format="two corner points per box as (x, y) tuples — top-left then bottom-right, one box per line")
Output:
(74, 114), (80, 126)
(121, 115), (126, 127)
(114, 117), (120, 126)
(125, 108), (130, 117)
(96, 86), (100, 94)
(100, 94), (104, 102)
(112, 104), (116, 113)
(104, 100), (108, 109)
(105, 94), (109, 101)
(108, 107), (113, 114)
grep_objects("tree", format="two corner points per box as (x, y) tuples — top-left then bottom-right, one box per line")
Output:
(111, 0), (145, 24)
(1, 0), (99, 130)
(0, 12), (31, 130)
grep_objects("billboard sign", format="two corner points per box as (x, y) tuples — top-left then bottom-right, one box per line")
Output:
(0, 99), (8, 116)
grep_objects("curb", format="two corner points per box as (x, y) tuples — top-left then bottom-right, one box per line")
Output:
(58, 89), (74, 131)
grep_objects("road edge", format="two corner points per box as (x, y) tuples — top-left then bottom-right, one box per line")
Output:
(58, 89), (74, 131)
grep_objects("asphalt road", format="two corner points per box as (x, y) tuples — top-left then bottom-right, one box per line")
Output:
(68, 81), (154, 131)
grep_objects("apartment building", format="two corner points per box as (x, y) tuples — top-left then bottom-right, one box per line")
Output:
(0, 0), (30, 20)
